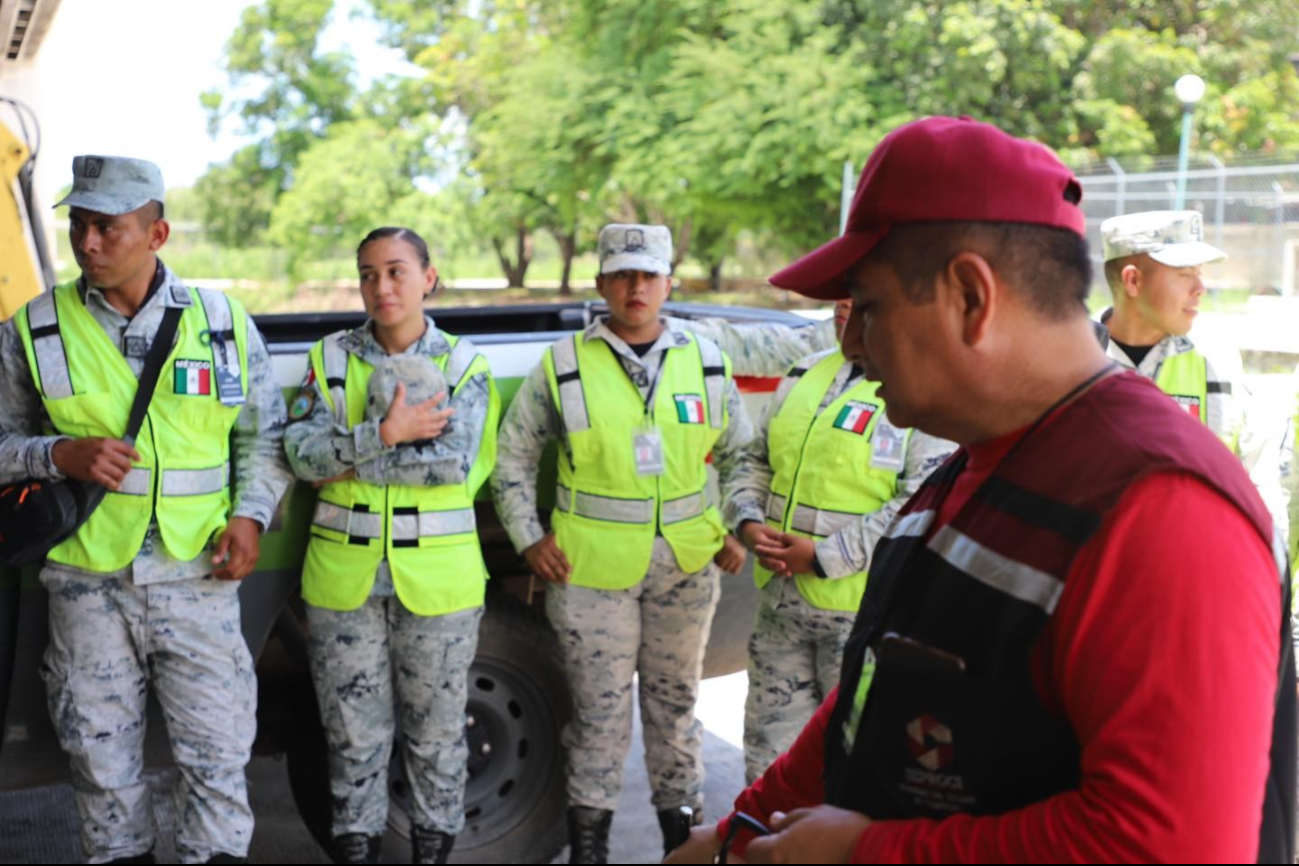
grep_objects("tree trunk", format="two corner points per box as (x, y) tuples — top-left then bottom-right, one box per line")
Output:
(708, 258), (724, 292)
(552, 228), (576, 296)
(492, 226), (535, 288)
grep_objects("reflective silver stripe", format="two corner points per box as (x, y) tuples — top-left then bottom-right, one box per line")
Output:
(313, 501), (350, 533)
(662, 491), (706, 525)
(696, 337), (726, 429)
(161, 463), (230, 496)
(117, 467), (152, 496)
(551, 336), (590, 433)
(197, 290), (243, 395)
(886, 509), (935, 540)
(556, 484), (653, 524)
(444, 337), (479, 391)
(27, 292), (73, 399)
(765, 492), (788, 523)
(789, 504), (858, 537)
(312, 500), (383, 539)
(929, 525), (1064, 613)
(322, 335), (349, 425)
(392, 508), (478, 540)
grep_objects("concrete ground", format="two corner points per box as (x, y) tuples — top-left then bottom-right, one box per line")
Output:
(0, 672), (751, 865)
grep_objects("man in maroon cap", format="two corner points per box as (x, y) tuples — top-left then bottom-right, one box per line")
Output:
(666, 116), (1294, 863)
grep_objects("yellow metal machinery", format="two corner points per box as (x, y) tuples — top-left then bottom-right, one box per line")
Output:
(0, 108), (43, 319)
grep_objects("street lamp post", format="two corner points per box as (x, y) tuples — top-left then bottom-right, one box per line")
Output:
(1174, 73), (1205, 209)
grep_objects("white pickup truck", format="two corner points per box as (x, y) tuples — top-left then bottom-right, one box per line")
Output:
(0, 299), (834, 864)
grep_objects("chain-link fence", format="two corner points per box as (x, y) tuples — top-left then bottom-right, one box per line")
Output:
(1074, 155), (1299, 298)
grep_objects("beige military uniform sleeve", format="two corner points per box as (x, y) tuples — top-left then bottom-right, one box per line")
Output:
(668, 316), (837, 377)
(229, 319), (294, 530)
(814, 430), (956, 579)
(723, 365), (809, 532)
(491, 362), (562, 554)
(0, 316), (69, 483)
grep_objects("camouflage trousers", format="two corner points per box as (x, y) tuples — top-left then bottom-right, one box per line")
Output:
(743, 578), (853, 783)
(39, 565), (256, 864)
(306, 596), (482, 837)
(546, 536), (720, 812)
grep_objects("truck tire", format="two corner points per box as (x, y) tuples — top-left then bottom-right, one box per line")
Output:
(287, 601), (571, 865)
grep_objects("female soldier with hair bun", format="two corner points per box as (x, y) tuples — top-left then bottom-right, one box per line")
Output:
(284, 227), (500, 865)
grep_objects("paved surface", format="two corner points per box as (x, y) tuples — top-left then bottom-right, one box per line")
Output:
(0, 672), (751, 864)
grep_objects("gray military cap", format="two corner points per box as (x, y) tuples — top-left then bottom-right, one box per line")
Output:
(598, 224), (673, 275)
(1100, 210), (1226, 268)
(54, 155), (165, 216)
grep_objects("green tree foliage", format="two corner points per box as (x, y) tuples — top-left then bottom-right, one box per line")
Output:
(198, 0), (1299, 283)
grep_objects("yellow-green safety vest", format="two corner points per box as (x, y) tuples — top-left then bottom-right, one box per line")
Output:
(758, 350), (908, 611)
(15, 280), (249, 572)
(1154, 350), (1237, 450)
(301, 329), (500, 614)
(542, 331), (730, 590)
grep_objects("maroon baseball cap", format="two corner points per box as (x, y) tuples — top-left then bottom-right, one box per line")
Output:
(770, 116), (1085, 299)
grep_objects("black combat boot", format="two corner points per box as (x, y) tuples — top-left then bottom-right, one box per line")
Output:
(410, 826), (455, 864)
(658, 805), (697, 857)
(567, 806), (614, 864)
(108, 851), (156, 865)
(330, 832), (383, 865)
(204, 855), (247, 865)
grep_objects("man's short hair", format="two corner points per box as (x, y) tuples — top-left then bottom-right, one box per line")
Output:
(870, 221), (1092, 320)
(1103, 254), (1148, 299)
(135, 200), (164, 228)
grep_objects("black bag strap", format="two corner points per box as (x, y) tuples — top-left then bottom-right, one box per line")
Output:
(123, 304), (184, 445)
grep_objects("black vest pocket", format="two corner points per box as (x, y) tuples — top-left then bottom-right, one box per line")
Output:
(837, 643), (1079, 820)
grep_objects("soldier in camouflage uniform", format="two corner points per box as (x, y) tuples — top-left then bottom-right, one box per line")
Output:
(1099, 210), (1289, 541)
(667, 314), (838, 377)
(284, 227), (498, 866)
(723, 298), (955, 782)
(0, 156), (292, 864)
(492, 224), (755, 864)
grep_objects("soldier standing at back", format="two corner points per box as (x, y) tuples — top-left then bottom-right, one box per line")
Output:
(492, 224), (756, 863)
(0, 156), (292, 864)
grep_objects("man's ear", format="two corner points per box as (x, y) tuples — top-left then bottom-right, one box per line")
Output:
(1120, 263), (1143, 300)
(944, 251), (998, 347)
(149, 218), (170, 252)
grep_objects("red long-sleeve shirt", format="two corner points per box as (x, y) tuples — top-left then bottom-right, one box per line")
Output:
(725, 433), (1281, 863)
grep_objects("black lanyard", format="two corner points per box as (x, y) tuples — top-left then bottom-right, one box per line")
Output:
(605, 339), (667, 418)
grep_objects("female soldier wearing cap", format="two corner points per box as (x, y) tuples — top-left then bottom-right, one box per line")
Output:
(492, 223), (756, 863)
(284, 227), (499, 865)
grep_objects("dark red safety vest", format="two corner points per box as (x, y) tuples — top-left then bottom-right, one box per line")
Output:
(824, 372), (1295, 863)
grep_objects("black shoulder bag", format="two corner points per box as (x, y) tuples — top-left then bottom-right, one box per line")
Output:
(0, 304), (183, 567)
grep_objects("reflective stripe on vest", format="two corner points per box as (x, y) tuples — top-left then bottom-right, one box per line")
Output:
(543, 331), (729, 590)
(302, 327), (499, 615)
(15, 282), (247, 571)
(758, 350), (905, 611)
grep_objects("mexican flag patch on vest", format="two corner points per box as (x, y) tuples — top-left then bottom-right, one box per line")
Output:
(674, 393), (705, 424)
(175, 359), (213, 396)
(833, 400), (878, 434)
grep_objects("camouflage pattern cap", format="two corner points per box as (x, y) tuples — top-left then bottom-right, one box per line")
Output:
(54, 155), (165, 216)
(1100, 210), (1226, 267)
(598, 224), (672, 275)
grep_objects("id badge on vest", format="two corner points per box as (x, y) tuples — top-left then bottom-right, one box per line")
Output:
(870, 421), (906, 472)
(211, 335), (246, 406)
(633, 423), (665, 476)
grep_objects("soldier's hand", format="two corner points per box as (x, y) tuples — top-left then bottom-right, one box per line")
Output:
(523, 533), (572, 583)
(379, 383), (454, 446)
(211, 516), (261, 581)
(664, 822), (734, 864)
(743, 806), (871, 864)
(715, 533), (748, 574)
(739, 520), (783, 552)
(753, 533), (816, 578)
(51, 437), (141, 490)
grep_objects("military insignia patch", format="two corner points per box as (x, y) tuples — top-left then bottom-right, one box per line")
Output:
(1172, 395), (1201, 422)
(174, 359), (212, 396)
(674, 393), (705, 424)
(833, 400), (878, 434)
(289, 390), (316, 420)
